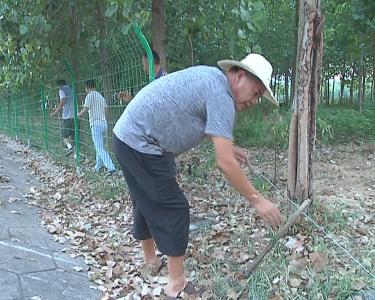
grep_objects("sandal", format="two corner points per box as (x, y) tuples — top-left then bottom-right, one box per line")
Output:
(164, 282), (203, 300)
(139, 258), (166, 278)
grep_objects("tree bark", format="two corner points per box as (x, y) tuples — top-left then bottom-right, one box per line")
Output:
(188, 33), (194, 66)
(95, 1), (112, 105)
(373, 32), (375, 122)
(288, 0), (323, 202)
(326, 77), (330, 104)
(350, 65), (355, 103)
(319, 78), (324, 102)
(152, 0), (167, 69)
(291, 0), (300, 101)
(70, 2), (81, 81)
(362, 64), (366, 105)
(340, 71), (345, 103)
(331, 76), (335, 103)
(276, 75), (280, 102)
(285, 71), (290, 103)
(359, 34), (364, 112)
(273, 74), (277, 95)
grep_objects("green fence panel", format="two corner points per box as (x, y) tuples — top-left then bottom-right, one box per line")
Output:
(0, 23), (153, 175)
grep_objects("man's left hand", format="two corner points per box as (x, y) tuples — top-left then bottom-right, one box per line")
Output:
(233, 146), (248, 164)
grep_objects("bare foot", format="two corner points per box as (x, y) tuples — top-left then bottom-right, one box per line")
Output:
(165, 277), (186, 298)
(140, 257), (164, 277)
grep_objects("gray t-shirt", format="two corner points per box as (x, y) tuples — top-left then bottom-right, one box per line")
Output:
(113, 66), (235, 155)
(84, 91), (107, 127)
(59, 85), (74, 120)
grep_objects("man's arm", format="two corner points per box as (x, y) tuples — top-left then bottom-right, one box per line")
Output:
(50, 99), (65, 117)
(211, 136), (283, 227)
(78, 106), (89, 118)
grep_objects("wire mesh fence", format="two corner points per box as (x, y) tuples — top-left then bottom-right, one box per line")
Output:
(0, 24), (154, 175)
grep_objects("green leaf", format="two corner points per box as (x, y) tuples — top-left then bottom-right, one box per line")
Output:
(252, 44), (262, 54)
(121, 23), (132, 35)
(231, 8), (240, 16)
(44, 47), (50, 57)
(44, 23), (52, 32)
(247, 22), (254, 31)
(240, 6), (251, 22)
(122, 8), (130, 18)
(237, 29), (246, 39)
(19, 25), (29, 35)
(105, 4), (118, 18)
(26, 43), (33, 52)
(253, 1), (265, 11)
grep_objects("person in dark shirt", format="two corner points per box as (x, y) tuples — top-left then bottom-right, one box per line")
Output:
(117, 49), (167, 102)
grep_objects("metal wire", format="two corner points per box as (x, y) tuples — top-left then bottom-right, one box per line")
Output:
(247, 162), (375, 280)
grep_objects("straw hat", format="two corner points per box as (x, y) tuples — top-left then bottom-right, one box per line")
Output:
(218, 53), (278, 106)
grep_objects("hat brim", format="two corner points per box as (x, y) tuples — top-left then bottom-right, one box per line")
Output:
(217, 60), (278, 106)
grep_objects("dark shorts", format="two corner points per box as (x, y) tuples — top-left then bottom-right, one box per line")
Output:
(61, 118), (75, 139)
(113, 134), (189, 256)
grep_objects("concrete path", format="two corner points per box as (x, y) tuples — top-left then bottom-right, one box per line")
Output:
(0, 140), (102, 300)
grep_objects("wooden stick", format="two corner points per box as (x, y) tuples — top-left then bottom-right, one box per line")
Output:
(244, 199), (312, 277)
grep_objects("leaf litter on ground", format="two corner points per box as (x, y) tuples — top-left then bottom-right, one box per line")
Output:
(1, 134), (374, 299)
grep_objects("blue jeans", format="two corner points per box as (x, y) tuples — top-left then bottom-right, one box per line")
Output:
(91, 122), (115, 172)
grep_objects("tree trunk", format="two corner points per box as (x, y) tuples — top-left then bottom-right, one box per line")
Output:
(288, 0), (324, 202)
(188, 33), (194, 66)
(326, 77), (330, 104)
(340, 71), (345, 104)
(69, 2), (81, 81)
(272, 73), (277, 95)
(291, 0), (300, 102)
(276, 75), (280, 102)
(285, 71), (290, 103)
(152, 0), (167, 69)
(331, 77), (335, 103)
(95, 1), (112, 105)
(359, 35), (365, 112)
(319, 79), (324, 102)
(362, 64), (366, 106)
(373, 32), (375, 122)
(350, 65), (355, 103)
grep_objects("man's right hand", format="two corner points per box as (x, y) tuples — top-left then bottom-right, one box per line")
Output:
(118, 91), (132, 101)
(252, 196), (283, 228)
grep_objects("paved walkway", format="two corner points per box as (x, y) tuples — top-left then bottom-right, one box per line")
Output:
(0, 141), (102, 300)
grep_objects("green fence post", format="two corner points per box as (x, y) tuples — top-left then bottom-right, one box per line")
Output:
(133, 23), (155, 82)
(7, 97), (12, 136)
(15, 95), (20, 140)
(23, 95), (31, 147)
(63, 61), (81, 175)
(12, 95), (16, 137)
(41, 86), (49, 151)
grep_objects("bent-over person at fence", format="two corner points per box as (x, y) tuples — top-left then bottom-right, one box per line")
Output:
(50, 79), (75, 156)
(78, 80), (115, 175)
(112, 53), (284, 299)
(117, 49), (167, 102)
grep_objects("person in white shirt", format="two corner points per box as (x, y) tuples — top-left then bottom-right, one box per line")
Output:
(50, 80), (75, 155)
(78, 80), (115, 174)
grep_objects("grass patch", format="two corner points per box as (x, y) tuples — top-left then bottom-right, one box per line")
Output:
(83, 167), (127, 200)
(234, 100), (375, 148)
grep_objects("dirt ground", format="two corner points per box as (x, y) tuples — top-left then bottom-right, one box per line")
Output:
(248, 142), (375, 221)
(1, 133), (374, 299)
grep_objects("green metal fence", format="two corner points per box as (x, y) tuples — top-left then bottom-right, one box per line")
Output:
(0, 23), (154, 175)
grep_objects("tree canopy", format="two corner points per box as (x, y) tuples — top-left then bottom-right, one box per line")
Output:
(0, 0), (374, 106)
